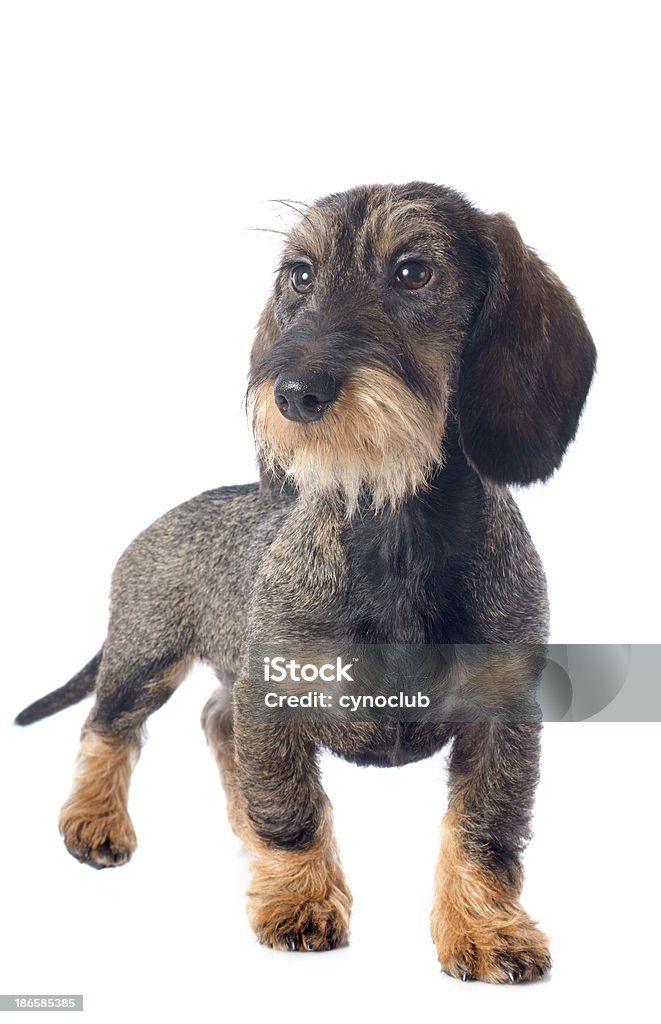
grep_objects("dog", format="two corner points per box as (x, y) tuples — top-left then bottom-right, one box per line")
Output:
(16, 182), (596, 983)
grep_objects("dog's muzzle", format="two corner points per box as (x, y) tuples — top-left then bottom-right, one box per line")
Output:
(273, 370), (338, 423)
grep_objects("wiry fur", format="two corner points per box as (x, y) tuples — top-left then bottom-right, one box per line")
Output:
(57, 732), (139, 868)
(16, 182), (595, 983)
(431, 805), (551, 983)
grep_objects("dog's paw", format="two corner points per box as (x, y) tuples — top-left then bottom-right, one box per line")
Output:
(435, 921), (551, 984)
(248, 891), (351, 951)
(59, 804), (137, 869)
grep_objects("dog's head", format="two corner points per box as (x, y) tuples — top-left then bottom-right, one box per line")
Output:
(248, 183), (596, 512)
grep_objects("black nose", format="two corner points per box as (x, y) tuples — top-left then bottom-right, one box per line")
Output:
(273, 370), (338, 423)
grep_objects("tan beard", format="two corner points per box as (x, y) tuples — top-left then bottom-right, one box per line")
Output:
(250, 366), (447, 515)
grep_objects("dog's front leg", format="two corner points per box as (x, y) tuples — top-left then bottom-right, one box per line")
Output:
(232, 693), (352, 951)
(431, 722), (551, 983)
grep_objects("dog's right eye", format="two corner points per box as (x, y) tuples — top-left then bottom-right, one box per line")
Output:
(291, 264), (315, 294)
(394, 260), (433, 290)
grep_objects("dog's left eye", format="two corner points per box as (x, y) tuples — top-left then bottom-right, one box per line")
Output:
(291, 264), (315, 294)
(394, 261), (432, 290)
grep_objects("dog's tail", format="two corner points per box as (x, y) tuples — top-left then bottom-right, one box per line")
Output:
(14, 650), (103, 726)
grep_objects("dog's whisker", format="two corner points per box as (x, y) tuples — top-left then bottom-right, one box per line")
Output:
(248, 226), (290, 237)
(268, 198), (310, 214)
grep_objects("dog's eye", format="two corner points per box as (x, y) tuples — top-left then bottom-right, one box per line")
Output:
(394, 261), (432, 290)
(291, 264), (315, 294)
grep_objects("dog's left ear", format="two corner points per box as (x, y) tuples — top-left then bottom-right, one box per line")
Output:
(457, 212), (596, 485)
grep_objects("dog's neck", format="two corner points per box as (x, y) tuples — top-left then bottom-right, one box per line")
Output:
(329, 433), (490, 643)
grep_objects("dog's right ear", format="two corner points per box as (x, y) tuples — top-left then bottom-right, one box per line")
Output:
(457, 213), (596, 486)
(249, 296), (279, 380)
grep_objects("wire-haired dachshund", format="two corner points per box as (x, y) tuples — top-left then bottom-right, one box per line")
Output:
(16, 182), (595, 983)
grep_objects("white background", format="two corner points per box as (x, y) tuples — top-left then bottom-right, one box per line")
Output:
(1, 2), (659, 1021)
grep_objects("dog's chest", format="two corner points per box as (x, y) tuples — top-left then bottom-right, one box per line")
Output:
(336, 453), (486, 644)
(341, 502), (461, 643)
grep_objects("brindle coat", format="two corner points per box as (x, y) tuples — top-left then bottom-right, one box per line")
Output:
(16, 183), (595, 983)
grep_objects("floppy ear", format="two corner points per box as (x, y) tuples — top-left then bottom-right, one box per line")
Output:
(457, 213), (596, 485)
(249, 294), (279, 381)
